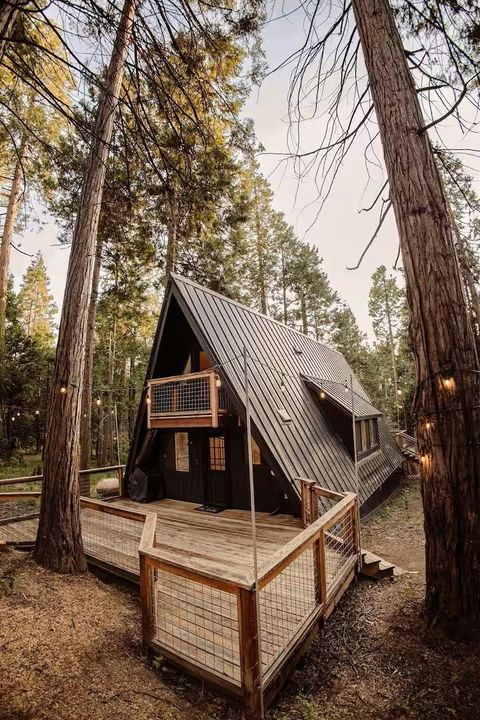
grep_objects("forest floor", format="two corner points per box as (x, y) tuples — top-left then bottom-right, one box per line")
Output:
(2, 476), (480, 720)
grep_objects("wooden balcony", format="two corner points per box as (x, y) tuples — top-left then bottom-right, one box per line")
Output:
(147, 370), (229, 429)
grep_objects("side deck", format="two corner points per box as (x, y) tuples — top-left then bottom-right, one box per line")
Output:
(0, 473), (360, 718)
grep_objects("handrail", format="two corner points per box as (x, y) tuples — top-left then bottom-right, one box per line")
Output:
(0, 464), (125, 487)
(257, 493), (356, 589)
(295, 477), (345, 502)
(148, 369), (217, 385)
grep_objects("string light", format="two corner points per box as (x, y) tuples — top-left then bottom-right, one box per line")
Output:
(215, 377), (222, 388)
(320, 390), (326, 399)
(442, 377), (454, 390)
(344, 381), (349, 393)
(60, 385), (67, 394)
(96, 398), (101, 407)
(425, 421), (432, 430)
(397, 388), (402, 395)
(280, 374), (286, 391)
(35, 410), (39, 416)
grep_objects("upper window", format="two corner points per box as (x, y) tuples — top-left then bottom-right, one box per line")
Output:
(252, 438), (261, 465)
(175, 432), (189, 472)
(209, 436), (226, 471)
(356, 418), (379, 456)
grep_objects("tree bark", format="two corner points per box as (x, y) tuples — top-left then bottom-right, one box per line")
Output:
(352, 0), (480, 637)
(79, 241), (102, 495)
(0, 0), (22, 63)
(381, 270), (400, 429)
(34, 0), (137, 573)
(0, 137), (27, 352)
(165, 186), (178, 274)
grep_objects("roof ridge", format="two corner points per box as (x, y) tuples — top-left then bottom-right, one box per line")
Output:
(169, 272), (344, 358)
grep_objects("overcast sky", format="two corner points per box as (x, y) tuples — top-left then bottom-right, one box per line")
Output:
(9, 6), (479, 340)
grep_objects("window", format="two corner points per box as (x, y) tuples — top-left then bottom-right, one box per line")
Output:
(175, 432), (189, 472)
(209, 436), (226, 471)
(252, 438), (261, 465)
(355, 418), (379, 456)
(199, 351), (212, 371)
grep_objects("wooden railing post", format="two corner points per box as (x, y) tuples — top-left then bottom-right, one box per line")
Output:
(300, 478), (316, 527)
(352, 498), (361, 568)
(140, 554), (154, 653)
(238, 587), (262, 719)
(210, 372), (218, 428)
(316, 530), (327, 617)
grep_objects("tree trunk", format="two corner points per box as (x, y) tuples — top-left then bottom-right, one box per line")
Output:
(352, 0), (480, 637)
(165, 187), (178, 274)
(0, 0), (21, 63)
(281, 243), (288, 324)
(299, 288), (308, 335)
(0, 137), (27, 352)
(382, 271), (400, 429)
(34, 0), (137, 573)
(79, 242), (102, 495)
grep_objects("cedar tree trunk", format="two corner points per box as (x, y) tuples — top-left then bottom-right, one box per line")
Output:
(34, 0), (137, 573)
(352, 0), (480, 637)
(0, 137), (27, 352)
(79, 242), (102, 494)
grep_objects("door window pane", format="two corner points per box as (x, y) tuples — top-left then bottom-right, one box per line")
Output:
(175, 432), (189, 472)
(209, 436), (225, 471)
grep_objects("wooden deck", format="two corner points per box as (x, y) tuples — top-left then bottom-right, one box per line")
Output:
(0, 498), (303, 580)
(0, 488), (359, 718)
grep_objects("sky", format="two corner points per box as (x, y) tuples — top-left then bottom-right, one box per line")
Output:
(9, 4), (480, 340)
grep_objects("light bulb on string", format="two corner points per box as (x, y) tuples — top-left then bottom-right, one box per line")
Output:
(35, 410), (40, 416)
(215, 377), (222, 388)
(280, 374), (286, 392)
(96, 398), (101, 407)
(320, 389), (326, 399)
(60, 385), (67, 394)
(344, 382), (349, 394)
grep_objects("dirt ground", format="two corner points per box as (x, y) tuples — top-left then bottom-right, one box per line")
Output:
(1, 477), (480, 720)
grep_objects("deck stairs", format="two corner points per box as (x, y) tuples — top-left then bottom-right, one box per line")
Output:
(360, 548), (395, 580)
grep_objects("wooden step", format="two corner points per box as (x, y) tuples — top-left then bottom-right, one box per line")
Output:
(360, 549), (395, 580)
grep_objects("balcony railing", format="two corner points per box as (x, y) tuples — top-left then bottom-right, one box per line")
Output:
(147, 370), (228, 428)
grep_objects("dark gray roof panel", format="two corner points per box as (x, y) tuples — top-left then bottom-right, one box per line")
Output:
(171, 274), (403, 504)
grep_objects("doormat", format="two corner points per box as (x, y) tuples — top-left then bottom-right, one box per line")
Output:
(195, 504), (224, 514)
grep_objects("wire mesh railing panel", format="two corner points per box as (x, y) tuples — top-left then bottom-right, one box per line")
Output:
(80, 507), (144, 576)
(152, 568), (241, 685)
(150, 376), (211, 416)
(324, 510), (356, 596)
(0, 478), (42, 544)
(259, 545), (317, 677)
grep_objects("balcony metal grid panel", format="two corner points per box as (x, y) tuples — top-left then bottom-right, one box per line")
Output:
(151, 376), (211, 416)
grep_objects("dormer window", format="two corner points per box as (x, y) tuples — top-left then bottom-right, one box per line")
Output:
(356, 418), (379, 457)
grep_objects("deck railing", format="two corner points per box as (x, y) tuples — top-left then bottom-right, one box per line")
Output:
(0, 465), (126, 544)
(0, 471), (360, 719)
(147, 371), (228, 428)
(139, 485), (360, 718)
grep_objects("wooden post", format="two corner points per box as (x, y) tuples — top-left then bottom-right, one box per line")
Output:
(210, 373), (219, 428)
(317, 530), (328, 617)
(118, 465), (125, 497)
(140, 554), (154, 653)
(238, 587), (262, 719)
(352, 499), (361, 569)
(300, 478), (316, 527)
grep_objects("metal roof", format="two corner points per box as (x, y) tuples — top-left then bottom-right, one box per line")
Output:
(302, 376), (383, 418)
(167, 274), (403, 504)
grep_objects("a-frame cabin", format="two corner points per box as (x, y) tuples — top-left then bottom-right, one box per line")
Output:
(125, 273), (404, 516)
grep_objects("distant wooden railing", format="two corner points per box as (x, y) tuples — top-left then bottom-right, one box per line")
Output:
(395, 431), (418, 456)
(0, 465), (126, 529)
